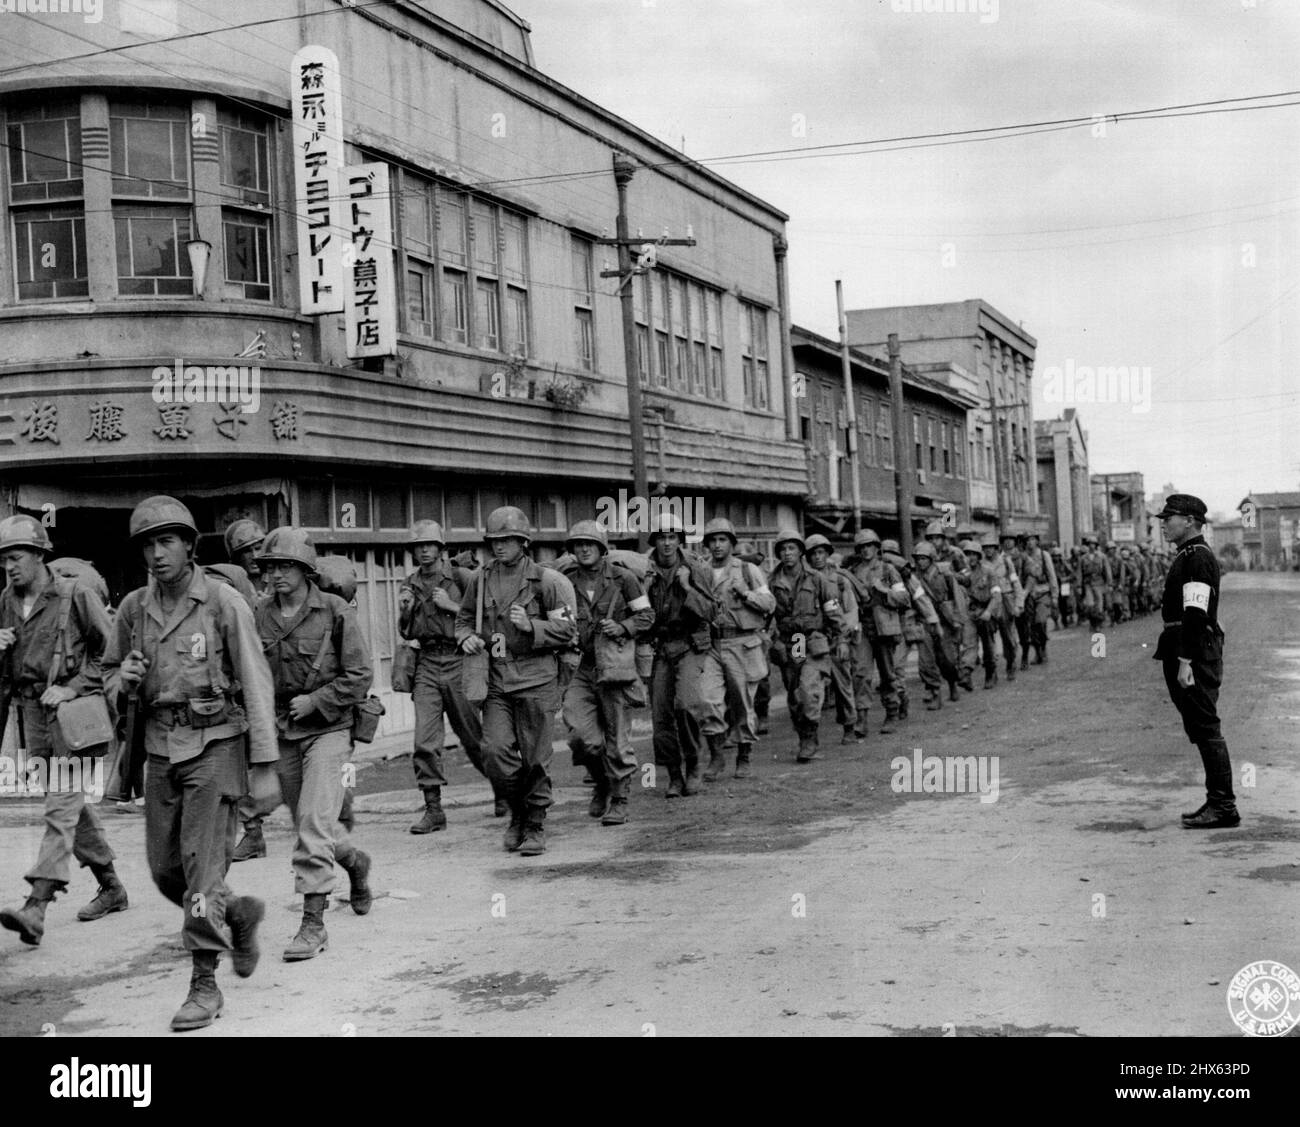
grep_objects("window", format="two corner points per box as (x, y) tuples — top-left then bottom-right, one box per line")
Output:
(222, 213), (270, 301)
(407, 262), (434, 337)
(219, 110), (269, 208)
(505, 285), (528, 357)
(913, 413), (923, 471)
(633, 273), (650, 386)
(110, 101), (191, 296)
(708, 289), (724, 399)
(216, 110), (274, 301)
(571, 236), (595, 371)
(953, 424), (964, 478)
(8, 100), (87, 300)
(740, 302), (770, 409)
(878, 400), (893, 469)
(942, 422), (951, 475)
(401, 173), (436, 336)
(859, 395), (874, 465)
(928, 418), (938, 473)
(474, 278), (500, 351)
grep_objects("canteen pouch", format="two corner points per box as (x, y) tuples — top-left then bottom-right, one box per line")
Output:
(392, 641), (417, 694)
(463, 649), (490, 706)
(186, 692), (229, 730)
(806, 630), (831, 659)
(595, 632), (638, 685)
(51, 694), (115, 757)
(739, 633), (769, 681)
(351, 695), (385, 744)
(634, 641), (654, 681)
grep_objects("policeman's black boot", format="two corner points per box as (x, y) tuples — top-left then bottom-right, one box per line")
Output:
(77, 863), (129, 922)
(410, 787), (447, 834)
(1183, 740), (1240, 828)
(171, 951), (222, 1032)
(983, 667), (997, 689)
(1005, 655), (1017, 682)
(897, 692), (909, 720)
(665, 769), (685, 799)
(0, 878), (60, 946)
(703, 734), (728, 781)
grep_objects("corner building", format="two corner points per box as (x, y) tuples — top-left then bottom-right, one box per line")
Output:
(0, 0), (806, 735)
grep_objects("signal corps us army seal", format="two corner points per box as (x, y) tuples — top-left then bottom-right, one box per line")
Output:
(1227, 960), (1300, 1037)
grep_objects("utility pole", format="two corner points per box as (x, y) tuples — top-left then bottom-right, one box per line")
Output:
(1102, 473), (1114, 544)
(595, 152), (697, 549)
(836, 281), (863, 538)
(887, 334), (912, 556)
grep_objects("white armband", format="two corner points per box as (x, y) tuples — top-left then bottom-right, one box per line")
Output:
(890, 582), (907, 593)
(823, 599), (841, 613)
(990, 585), (1002, 596)
(628, 594), (650, 612)
(1181, 582), (1211, 612)
(547, 606), (573, 623)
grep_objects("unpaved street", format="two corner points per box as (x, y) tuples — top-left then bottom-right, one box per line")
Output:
(2, 572), (1296, 1037)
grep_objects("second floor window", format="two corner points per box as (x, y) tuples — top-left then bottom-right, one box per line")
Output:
(740, 301), (770, 410)
(571, 236), (595, 372)
(219, 109), (272, 301)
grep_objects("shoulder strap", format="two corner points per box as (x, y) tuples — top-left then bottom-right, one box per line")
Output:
(303, 596), (338, 692)
(475, 562), (485, 635)
(46, 581), (77, 691)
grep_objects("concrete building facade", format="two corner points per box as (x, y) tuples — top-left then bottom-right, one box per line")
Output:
(1237, 492), (1300, 569)
(1090, 471), (1147, 547)
(0, 0), (804, 735)
(1034, 409), (1092, 549)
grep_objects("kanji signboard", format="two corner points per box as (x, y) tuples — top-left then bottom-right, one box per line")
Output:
(343, 163), (397, 359)
(291, 45), (345, 314)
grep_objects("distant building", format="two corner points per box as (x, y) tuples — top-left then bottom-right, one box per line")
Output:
(791, 326), (977, 551)
(1035, 409), (1092, 548)
(1237, 492), (1300, 569)
(847, 299), (1044, 537)
(1091, 472), (1147, 547)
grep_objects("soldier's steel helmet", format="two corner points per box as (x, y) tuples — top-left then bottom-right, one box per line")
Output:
(924, 519), (947, 538)
(735, 539), (761, 561)
(880, 538), (902, 555)
(804, 533), (833, 553)
(257, 526), (319, 575)
(565, 520), (609, 553)
(0, 514), (53, 555)
(130, 496), (198, 542)
(961, 539), (982, 555)
(409, 519), (446, 546)
(702, 516), (738, 544)
(979, 533), (1000, 548)
(774, 528), (805, 552)
(854, 528), (882, 548)
(649, 512), (687, 544)
(223, 519), (265, 557)
(912, 541), (936, 559)
(955, 524), (976, 541)
(484, 506), (532, 543)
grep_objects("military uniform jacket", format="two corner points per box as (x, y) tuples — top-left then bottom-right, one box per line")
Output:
(769, 562), (845, 647)
(557, 557), (653, 658)
(1018, 547), (1059, 601)
(990, 552), (1025, 616)
(813, 563), (860, 635)
(0, 571), (110, 709)
(104, 566), (277, 765)
(455, 558), (577, 692)
(914, 562), (960, 631)
(965, 561), (1005, 620)
(900, 573), (940, 642)
(399, 561), (475, 646)
(645, 550), (716, 657)
(256, 584), (373, 739)
(709, 556), (775, 634)
(1080, 549), (1112, 588)
(846, 556), (909, 637)
(1153, 535), (1223, 663)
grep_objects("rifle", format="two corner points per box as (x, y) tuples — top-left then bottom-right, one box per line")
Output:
(103, 603), (145, 803)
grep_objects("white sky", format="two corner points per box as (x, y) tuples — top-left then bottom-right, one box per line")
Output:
(529, 0), (1300, 517)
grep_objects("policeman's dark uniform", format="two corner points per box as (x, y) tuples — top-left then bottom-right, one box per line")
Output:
(1153, 494), (1238, 827)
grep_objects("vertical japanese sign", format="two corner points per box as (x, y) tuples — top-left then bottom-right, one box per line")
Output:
(344, 164), (397, 358)
(291, 45), (344, 314)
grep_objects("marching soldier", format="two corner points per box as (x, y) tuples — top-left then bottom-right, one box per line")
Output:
(254, 528), (374, 960)
(1050, 545), (1073, 627)
(926, 521), (974, 692)
(227, 519), (271, 863)
(1078, 534), (1111, 631)
(0, 515), (126, 947)
(804, 533), (860, 744)
(103, 497), (278, 1031)
(769, 530), (846, 761)
(1105, 542), (1128, 625)
(951, 521), (981, 686)
(963, 539), (1004, 688)
(845, 529), (910, 734)
(736, 540), (775, 736)
(455, 507), (576, 856)
(700, 517), (774, 778)
(1153, 494), (1240, 828)
(643, 514), (716, 797)
(557, 521), (653, 824)
(1018, 531), (1059, 664)
(983, 533), (1022, 681)
(909, 540), (962, 706)
(398, 519), (497, 831)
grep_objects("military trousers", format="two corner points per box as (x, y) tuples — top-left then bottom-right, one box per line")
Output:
(650, 647), (707, 781)
(413, 648), (485, 791)
(959, 617), (979, 680)
(563, 661), (637, 787)
(144, 733), (245, 953)
(779, 652), (831, 736)
(275, 728), (356, 896)
(481, 679), (558, 814)
(915, 626), (960, 693)
(701, 634), (767, 746)
(974, 617), (1000, 673)
(20, 702), (115, 888)
(869, 634), (906, 716)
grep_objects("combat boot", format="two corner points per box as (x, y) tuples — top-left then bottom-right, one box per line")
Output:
(491, 780), (510, 818)
(796, 733), (819, 763)
(841, 724), (860, 745)
(702, 735), (727, 781)
(170, 951), (222, 1032)
(983, 669), (997, 689)
(339, 849), (372, 916)
(409, 787), (447, 834)
(734, 743), (753, 779)
(897, 693), (909, 720)
(1039, 644), (1048, 664)
(0, 878), (59, 947)
(518, 812), (546, 856)
(755, 715), (770, 736)
(853, 708), (869, 739)
(503, 802), (527, 851)
(1020, 652), (1029, 671)
(587, 763), (610, 818)
(601, 778), (629, 826)
(925, 691), (942, 711)
(665, 771), (685, 799)
(283, 893), (328, 961)
(947, 680), (959, 703)
(231, 821), (266, 862)
(682, 758), (702, 796)
(1005, 661), (1016, 682)
(226, 894), (265, 978)
(76, 864), (129, 922)
(879, 713), (898, 735)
